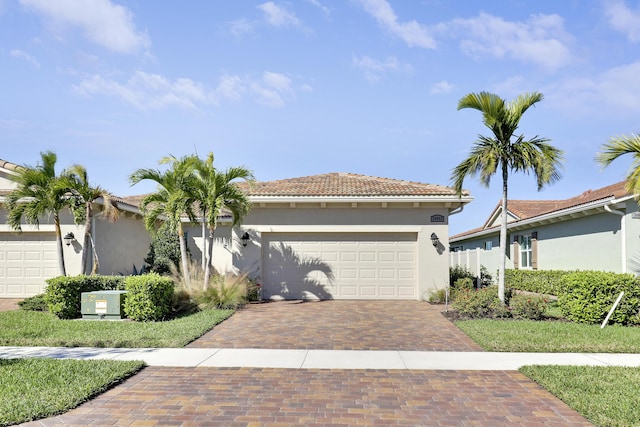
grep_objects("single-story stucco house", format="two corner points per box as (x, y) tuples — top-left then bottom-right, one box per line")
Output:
(1, 157), (472, 300)
(450, 181), (640, 277)
(0, 159), (151, 298)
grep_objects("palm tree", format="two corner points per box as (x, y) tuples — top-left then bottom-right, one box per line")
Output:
(596, 134), (640, 195)
(62, 164), (119, 274)
(5, 151), (75, 276)
(192, 153), (254, 289)
(451, 91), (563, 303)
(129, 155), (199, 285)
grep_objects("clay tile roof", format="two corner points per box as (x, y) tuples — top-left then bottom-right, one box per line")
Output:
(0, 159), (21, 172)
(509, 181), (629, 220)
(452, 181), (631, 240)
(241, 172), (463, 197)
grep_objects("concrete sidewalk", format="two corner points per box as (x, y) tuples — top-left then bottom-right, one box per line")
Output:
(3, 346), (640, 370)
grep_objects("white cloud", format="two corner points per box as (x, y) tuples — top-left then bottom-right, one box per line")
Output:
(352, 55), (410, 82)
(258, 2), (302, 28)
(355, 0), (436, 48)
(430, 80), (454, 95)
(251, 71), (294, 107)
(74, 71), (210, 111)
(216, 75), (246, 101)
(549, 61), (640, 116)
(305, 0), (330, 17)
(20, 0), (150, 54)
(445, 12), (573, 71)
(76, 70), (303, 110)
(228, 18), (255, 36)
(10, 49), (40, 68)
(604, 0), (640, 42)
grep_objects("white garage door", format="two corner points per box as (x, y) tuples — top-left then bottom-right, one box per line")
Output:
(0, 233), (58, 297)
(263, 232), (417, 300)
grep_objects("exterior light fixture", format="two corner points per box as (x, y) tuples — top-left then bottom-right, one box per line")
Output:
(430, 232), (439, 247)
(240, 232), (250, 247)
(63, 232), (75, 246)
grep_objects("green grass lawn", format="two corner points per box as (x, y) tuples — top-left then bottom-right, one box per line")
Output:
(0, 358), (144, 426)
(453, 301), (640, 426)
(455, 318), (640, 353)
(0, 308), (234, 348)
(521, 365), (640, 427)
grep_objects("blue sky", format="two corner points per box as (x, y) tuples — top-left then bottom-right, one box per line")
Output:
(2, 0), (640, 234)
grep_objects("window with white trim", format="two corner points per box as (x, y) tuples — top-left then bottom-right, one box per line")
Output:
(484, 240), (492, 250)
(519, 234), (532, 268)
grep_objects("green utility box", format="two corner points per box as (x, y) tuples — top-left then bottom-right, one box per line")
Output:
(81, 290), (127, 320)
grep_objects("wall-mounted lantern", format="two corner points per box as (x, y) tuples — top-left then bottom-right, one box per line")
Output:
(240, 232), (250, 247)
(63, 232), (76, 246)
(430, 232), (439, 247)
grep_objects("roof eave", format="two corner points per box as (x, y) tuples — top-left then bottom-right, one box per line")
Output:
(451, 195), (633, 242)
(249, 195), (474, 204)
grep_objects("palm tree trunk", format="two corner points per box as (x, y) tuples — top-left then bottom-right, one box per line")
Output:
(177, 222), (190, 286)
(89, 233), (100, 274)
(81, 202), (92, 275)
(201, 209), (206, 271)
(203, 226), (215, 290)
(54, 214), (67, 276)
(498, 164), (508, 304)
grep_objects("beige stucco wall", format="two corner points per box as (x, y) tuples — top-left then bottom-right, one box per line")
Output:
(232, 204), (451, 300)
(535, 213), (622, 272)
(92, 210), (151, 275)
(183, 223), (235, 275)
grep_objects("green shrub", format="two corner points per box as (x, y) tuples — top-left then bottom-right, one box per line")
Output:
(196, 274), (249, 309)
(452, 286), (511, 319)
(124, 273), (174, 321)
(245, 279), (261, 302)
(509, 293), (548, 320)
(172, 288), (199, 316)
(450, 265), (476, 287)
(428, 288), (447, 304)
(45, 275), (125, 319)
(451, 277), (474, 301)
(18, 294), (48, 311)
(558, 271), (640, 325)
(145, 223), (182, 275)
(505, 269), (571, 295)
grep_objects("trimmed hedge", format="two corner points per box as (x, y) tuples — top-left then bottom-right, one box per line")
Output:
(505, 269), (572, 296)
(123, 273), (174, 322)
(45, 275), (125, 319)
(558, 271), (640, 325)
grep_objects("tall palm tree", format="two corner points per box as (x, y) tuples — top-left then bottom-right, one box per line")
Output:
(596, 134), (640, 195)
(5, 151), (74, 276)
(192, 153), (254, 289)
(129, 155), (199, 284)
(451, 91), (563, 303)
(62, 164), (119, 274)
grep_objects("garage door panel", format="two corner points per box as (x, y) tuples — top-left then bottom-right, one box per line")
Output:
(263, 233), (417, 300)
(0, 233), (57, 297)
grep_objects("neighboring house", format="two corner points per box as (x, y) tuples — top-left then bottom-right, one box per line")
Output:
(450, 181), (640, 278)
(0, 159), (151, 298)
(1, 161), (472, 301)
(180, 173), (472, 301)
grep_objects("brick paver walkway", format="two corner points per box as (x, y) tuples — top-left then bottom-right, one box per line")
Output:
(21, 367), (592, 426)
(188, 300), (482, 351)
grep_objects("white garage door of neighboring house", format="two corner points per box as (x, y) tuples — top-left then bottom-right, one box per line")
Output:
(263, 232), (417, 300)
(0, 233), (58, 297)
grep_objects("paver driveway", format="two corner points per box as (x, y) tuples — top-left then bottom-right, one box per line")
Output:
(21, 368), (592, 426)
(18, 300), (594, 426)
(188, 300), (483, 351)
